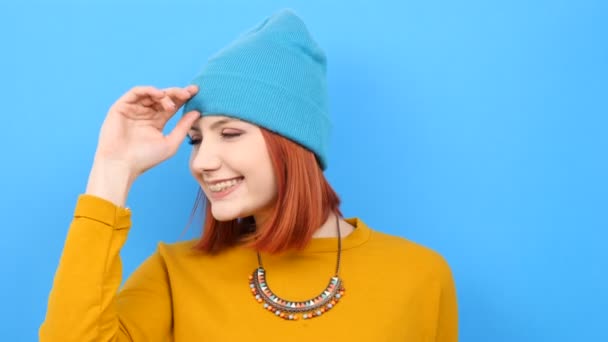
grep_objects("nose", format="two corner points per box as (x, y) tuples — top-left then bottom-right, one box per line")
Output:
(190, 139), (222, 173)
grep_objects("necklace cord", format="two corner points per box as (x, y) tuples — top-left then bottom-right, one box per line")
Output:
(335, 214), (341, 276)
(256, 213), (342, 275)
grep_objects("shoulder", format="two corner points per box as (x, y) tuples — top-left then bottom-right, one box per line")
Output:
(157, 239), (199, 253)
(153, 239), (204, 264)
(358, 219), (454, 283)
(154, 238), (247, 266)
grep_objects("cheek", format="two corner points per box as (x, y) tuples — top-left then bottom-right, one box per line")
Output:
(253, 161), (278, 199)
(243, 172), (277, 214)
(254, 170), (277, 193)
(240, 153), (276, 197)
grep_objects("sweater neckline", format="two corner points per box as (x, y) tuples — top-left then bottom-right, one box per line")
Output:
(295, 217), (371, 253)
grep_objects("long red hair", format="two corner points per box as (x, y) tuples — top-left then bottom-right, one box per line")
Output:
(189, 128), (341, 254)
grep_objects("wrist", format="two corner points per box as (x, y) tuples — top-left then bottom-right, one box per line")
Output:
(85, 158), (137, 207)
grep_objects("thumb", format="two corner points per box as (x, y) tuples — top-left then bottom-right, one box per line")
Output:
(166, 110), (200, 153)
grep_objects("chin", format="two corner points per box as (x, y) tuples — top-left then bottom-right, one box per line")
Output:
(209, 203), (249, 222)
(210, 209), (240, 222)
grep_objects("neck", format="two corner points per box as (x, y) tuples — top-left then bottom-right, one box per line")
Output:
(311, 212), (355, 239)
(252, 211), (356, 239)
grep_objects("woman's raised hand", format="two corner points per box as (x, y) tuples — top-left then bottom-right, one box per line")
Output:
(86, 85), (200, 206)
(94, 85), (200, 177)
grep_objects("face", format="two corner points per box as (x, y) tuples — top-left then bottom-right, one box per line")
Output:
(188, 115), (278, 223)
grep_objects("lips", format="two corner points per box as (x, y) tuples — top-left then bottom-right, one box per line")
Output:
(206, 176), (243, 186)
(205, 177), (245, 200)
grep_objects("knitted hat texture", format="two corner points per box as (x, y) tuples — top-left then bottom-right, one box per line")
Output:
(183, 9), (331, 170)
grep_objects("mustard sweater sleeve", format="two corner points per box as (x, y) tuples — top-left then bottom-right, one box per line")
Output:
(434, 256), (459, 342)
(39, 194), (172, 342)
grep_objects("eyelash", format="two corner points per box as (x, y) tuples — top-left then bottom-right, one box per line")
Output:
(187, 132), (242, 145)
(187, 138), (200, 145)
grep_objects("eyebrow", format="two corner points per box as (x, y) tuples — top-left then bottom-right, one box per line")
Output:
(190, 118), (238, 132)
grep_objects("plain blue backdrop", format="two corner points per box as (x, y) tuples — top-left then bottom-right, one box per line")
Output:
(1, 0), (606, 340)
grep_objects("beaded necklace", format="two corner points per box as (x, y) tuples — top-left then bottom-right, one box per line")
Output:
(248, 215), (346, 320)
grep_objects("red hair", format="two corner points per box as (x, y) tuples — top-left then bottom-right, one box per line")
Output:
(189, 128), (341, 254)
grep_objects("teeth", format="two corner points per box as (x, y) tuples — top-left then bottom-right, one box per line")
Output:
(209, 178), (242, 192)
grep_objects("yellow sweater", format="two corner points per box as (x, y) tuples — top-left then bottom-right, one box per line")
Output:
(40, 194), (458, 341)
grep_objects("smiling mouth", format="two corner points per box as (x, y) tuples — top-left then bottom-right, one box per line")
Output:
(208, 177), (244, 193)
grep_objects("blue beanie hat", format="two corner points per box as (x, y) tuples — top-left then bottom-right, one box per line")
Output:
(183, 9), (331, 170)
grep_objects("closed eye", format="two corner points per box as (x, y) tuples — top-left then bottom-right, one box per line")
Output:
(187, 129), (242, 145)
(221, 132), (242, 139)
(221, 128), (244, 139)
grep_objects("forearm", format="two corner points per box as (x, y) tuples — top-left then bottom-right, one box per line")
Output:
(86, 158), (137, 208)
(40, 195), (132, 341)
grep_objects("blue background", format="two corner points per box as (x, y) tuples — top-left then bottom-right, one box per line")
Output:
(1, 0), (606, 340)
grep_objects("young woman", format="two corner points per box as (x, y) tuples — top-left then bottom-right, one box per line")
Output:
(40, 9), (458, 341)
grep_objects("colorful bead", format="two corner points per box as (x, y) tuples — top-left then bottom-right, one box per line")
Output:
(249, 267), (345, 321)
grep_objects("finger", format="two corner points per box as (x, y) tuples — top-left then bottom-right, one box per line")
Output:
(166, 110), (201, 153)
(159, 96), (176, 112)
(185, 84), (199, 95)
(160, 88), (189, 108)
(123, 85), (196, 110)
(140, 91), (178, 109)
(120, 103), (158, 119)
(120, 86), (164, 104)
(155, 86), (198, 120)
(162, 87), (198, 108)
(140, 97), (156, 107)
